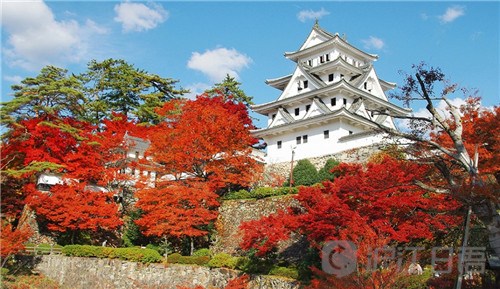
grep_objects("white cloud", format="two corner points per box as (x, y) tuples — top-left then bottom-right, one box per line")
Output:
(361, 36), (385, 50)
(184, 83), (211, 100)
(297, 8), (330, 23)
(114, 2), (168, 32)
(187, 47), (252, 83)
(2, 0), (107, 71)
(439, 6), (465, 24)
(3, 75), (24, 84)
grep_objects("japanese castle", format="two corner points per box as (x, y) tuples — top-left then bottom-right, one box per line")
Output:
(251, 23), (409, 164)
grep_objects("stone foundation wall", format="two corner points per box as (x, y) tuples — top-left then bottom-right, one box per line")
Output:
(263, 144), (383, 182)
(29, 255), (299, 289)
(211, 195), (301, 256)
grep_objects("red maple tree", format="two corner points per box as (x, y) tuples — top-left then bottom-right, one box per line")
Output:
(145, 95), (259, 192)
(240, 156), (462, 287)
(3, 115), (123, 238)
(135, 94), (260, 248)
(241, 156), (461, 256)
(1, 222), (32, 267)
(135, 181), (219, 238)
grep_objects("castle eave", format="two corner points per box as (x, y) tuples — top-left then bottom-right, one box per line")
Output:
(251, 108), (377, 138)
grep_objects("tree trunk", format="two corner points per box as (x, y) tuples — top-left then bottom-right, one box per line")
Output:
(190, 237), (194, 256)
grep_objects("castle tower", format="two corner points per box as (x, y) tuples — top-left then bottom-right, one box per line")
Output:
(251, 23), (409, 164)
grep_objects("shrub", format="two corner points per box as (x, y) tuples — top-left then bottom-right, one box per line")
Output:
(269, 266), (299, 279)
(223, 187), (298, 200)
(291, 159), (318, 186)
(146, 243), (166, 256)
(208, 253), (239, 269)
(317, 158), (339, 182)
(114, 247), (162, 263)
(167, 253), (210, 265)
(193, 248), (211, 257)
(62, 245), (99, 257)
(62, 245), (161, 263)
(223, 189), (253, 200)
(235, 256), (274, 275)
(1, 267), (9, 276)
(167, 253), (182, 263)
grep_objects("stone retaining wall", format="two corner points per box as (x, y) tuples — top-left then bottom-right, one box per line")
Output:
(30, 255), (299, 289)
(211, 195), (301, 256)
(263, 144), (383, 182)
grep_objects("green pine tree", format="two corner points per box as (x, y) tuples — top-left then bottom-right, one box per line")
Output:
(317, 158), (340, 182)
(291, 159), (319, 186)
(205, 74), (253, 106)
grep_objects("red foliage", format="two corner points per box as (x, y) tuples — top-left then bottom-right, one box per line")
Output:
(431, 97), (500, 195)
(26, 183), (122, 232)
(224, 274), (250, 289)
(135, 94), (260, 240)
(304, 266), (402, 289)
(239, 210), (297, 257)
(135, 181), (219, 238)
(0, 221), (32, 258)
(4, 115), (123, 233)
(240, 156), (462, 258)
(146, 94), (260, 191)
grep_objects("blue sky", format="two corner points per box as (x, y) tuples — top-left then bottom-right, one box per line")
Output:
(2, 1), (499, 129)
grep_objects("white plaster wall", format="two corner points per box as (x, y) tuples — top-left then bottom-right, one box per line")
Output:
(264, 120), (383, 164)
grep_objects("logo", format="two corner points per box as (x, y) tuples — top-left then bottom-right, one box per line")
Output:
(322, 240), (357, 277)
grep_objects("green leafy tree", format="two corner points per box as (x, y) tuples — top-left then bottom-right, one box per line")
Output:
(80, 58), (188, 124)
(205, 74), (253, 106)
(1, 66), (85, 124)
(317, 158), (339, 182)
(292, 159), (318, 186)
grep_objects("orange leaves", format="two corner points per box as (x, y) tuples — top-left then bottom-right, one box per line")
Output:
(0, 221), (32, 258)
(26, 183), (122, 233)
(146, 94), (258, 191)
(135, 93), (258, 241)
(135, 181), (219, 239)
(240, 156), (462, 258)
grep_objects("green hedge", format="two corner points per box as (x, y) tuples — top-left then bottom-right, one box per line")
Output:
(192, 248), (212, 257)
(269, 266), (299, 279)
(207, 253), (240, 269)
(223, 187), (298, 200)
(167, 253), (210, 265)
(62, 245), (162, 263)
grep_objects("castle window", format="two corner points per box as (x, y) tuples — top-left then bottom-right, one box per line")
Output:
(349, 130), (353, 135)
(325, 54), (330, 61)
(272, 114), (276, 120)
(296, 136), (301, 145)
(306, 104), (311, 112)
(324, 130), (330, 139)
(135, 151), (139, 159)
(328, 73), (334, 82)
(303, 80), (308, 88)
(320, 56), (324, 63)
(343, 98), (347, 105)
(302, 135), (308, 143)
(277, 141), (282, 149)
(331, 98), (336, 106)
(340, 74), (344, 79)
(364, 82), (367, 89)
(295, 108), (300, 116)
(308, 60), (312, 66)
